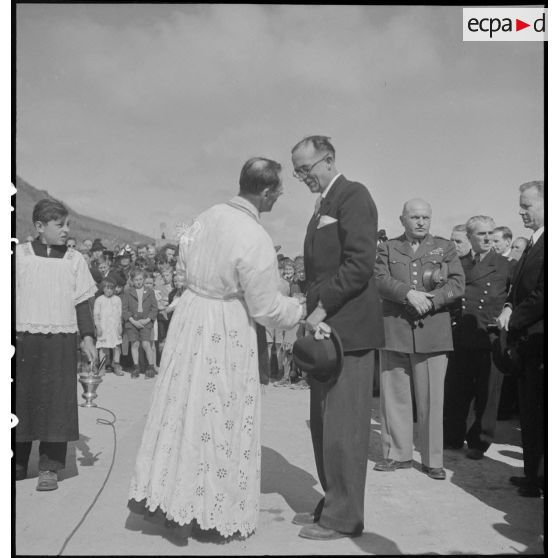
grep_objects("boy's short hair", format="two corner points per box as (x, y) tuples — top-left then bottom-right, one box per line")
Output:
(32, 198), (68, 224)
(130, 269), (145, 280)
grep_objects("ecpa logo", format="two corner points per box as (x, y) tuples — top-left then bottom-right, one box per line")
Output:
(463, 8), (547, 42)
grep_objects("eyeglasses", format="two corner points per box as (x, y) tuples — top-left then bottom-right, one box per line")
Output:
(292, 155), (329, 181)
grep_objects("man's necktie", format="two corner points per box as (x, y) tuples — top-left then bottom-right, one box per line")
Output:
(410, 240), (419, 252)
(524, 236), (534, 255)
(314, 195), (323, 218)
(473, 253), (480, 265)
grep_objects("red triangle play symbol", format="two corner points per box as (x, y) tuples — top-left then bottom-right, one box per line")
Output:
(516, 19), (530, 31)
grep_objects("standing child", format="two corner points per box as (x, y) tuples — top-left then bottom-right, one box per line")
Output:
(122, 270), (158, 379)
(15, 199), (98, 491)
(143, 273), (158, 369)
(94, 279), (124, 376)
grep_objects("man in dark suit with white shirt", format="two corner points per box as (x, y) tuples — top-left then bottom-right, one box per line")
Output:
(290, 135), (384, 540)
(492, 226), (513, 259)
(496, 180), (545, 498)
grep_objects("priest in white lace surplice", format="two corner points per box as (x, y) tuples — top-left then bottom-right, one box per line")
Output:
(129, 157), (305, 538)
(15, 199), (98, 491)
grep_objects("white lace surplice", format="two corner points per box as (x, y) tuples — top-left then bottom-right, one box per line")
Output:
(16, 242), (98, 333)
(129, 197), (302, 538)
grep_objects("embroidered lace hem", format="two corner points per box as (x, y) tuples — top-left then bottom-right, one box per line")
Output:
(16, 323), (78, 334)
(129, 492), (256, 539)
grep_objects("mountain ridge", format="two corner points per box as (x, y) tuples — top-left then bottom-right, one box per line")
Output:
(14, 176), (155, 247)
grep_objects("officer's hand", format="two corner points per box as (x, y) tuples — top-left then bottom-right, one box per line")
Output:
(496, 306), (512, 331)
(406, 290), (434, 316)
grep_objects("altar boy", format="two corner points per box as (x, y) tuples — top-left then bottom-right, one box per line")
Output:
(15, 199), (97, 491)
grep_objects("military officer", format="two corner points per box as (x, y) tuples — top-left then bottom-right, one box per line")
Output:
(443, 216), (511, 459)
(374, 199), (465, 480)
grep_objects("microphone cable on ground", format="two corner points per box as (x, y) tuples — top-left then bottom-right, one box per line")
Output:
(57, 406), (117, 556)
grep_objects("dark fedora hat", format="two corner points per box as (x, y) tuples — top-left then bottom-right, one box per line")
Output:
(422, 261), (448, 292)
(293, 326), (344, 383)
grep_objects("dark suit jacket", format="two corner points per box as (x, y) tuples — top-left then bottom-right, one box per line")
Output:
(506, 232), (545, 354)
(121, 287), (158, 323)
(303, 175), (384, 352)
(375, 234), (465, 354)
(453, 250), (511, 349)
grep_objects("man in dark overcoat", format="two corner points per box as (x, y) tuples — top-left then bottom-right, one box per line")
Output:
(497, 180), (545, 497)
(443, 215), (511, 459)
(290, 135), (384, 540)
(374, 199), (465, 480)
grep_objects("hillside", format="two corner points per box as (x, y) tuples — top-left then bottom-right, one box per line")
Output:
(14, 176), (155, 248)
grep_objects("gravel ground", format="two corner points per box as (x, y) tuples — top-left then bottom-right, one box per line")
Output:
(15, 372), (545, 555)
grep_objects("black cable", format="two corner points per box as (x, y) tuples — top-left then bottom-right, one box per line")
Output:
(57, 406), (117, 556)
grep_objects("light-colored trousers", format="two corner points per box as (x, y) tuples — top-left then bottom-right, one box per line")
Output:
(379, 350), (448, 468)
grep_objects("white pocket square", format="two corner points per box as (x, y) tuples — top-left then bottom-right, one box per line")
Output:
(317, 215), (338, 229)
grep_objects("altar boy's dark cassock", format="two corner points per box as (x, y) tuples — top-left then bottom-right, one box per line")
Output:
(303, 174), (384, 535)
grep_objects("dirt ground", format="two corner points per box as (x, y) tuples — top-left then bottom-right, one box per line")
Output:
(15, 372), (545, 555)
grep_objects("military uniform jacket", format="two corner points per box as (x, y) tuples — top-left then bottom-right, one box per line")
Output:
(375, 234), (465, 354)
(453, 250), (511, 349)
(303, 175), (385, 352)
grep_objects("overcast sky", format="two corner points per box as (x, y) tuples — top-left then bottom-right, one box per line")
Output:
(16, 4), (544, 255)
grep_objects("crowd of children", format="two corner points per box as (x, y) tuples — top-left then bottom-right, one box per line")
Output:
(70, 236), (306, 383)
(70, 237), (185, 379)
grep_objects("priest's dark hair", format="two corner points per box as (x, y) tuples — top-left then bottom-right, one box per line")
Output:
(32, 198), (69, 225)
(239, 157), (282, 195)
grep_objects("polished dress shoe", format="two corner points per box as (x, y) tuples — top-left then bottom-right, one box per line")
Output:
(373, 459), (413, 472)
(518, 485), (542, 498)
(421, 465), (446, 480)
(466, 448), (484, 460)
(292, 512), (317, 526)
(509, 476), (544, 489)
(298, 523), (355, 540)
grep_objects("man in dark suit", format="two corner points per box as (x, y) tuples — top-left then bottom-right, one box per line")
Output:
(497, 180), (545, 498)
(492, 226), (513, 259)
(443, 216), (511, 459)
(374, 199), (465, 480)
(290, 135), (384, 540)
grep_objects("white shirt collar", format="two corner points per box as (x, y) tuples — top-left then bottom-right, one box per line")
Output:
(321, 173), (342, 200)
(532, 226), (544, 244)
